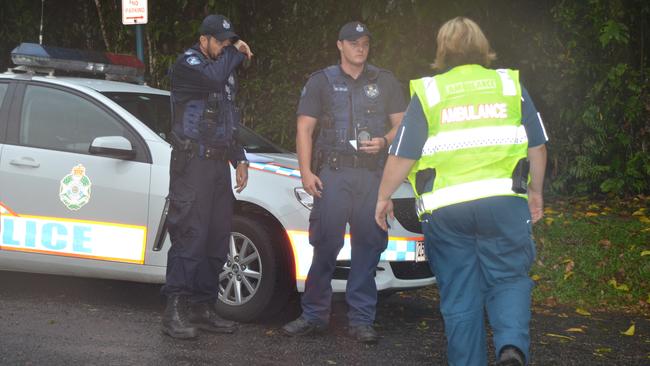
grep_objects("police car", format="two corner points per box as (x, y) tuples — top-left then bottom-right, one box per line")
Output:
(0, 43), (434, 321)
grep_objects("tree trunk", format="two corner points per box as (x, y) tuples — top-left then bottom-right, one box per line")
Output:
(94, 0), (111, 51)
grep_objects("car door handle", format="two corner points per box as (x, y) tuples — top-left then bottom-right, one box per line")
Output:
(10, 157), (41, 168)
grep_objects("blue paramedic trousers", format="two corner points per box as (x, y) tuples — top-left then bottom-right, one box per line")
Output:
(422, 196), (535, 365)
(162, 156), (233, 304)
(301, 166), (388, 326)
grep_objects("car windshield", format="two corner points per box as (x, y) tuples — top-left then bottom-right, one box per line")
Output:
(102, 92), (286, 154)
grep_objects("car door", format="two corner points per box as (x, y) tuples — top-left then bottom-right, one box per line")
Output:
(0, 81), (152, 268)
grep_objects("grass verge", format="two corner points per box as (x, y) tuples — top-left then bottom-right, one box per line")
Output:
(531, 195), (649, 314)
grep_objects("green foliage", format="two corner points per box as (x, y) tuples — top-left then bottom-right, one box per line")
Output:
(542, 0), (650, 196)
(531, 196), (650, 311)
(0, 0), (648, 195)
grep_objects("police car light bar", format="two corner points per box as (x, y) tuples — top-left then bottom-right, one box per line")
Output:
(11, 43), (144, 81)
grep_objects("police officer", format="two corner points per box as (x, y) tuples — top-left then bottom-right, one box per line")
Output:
(282, 21), (406, 344)
(161, 14), (253, 339)
(375, 17), (548, 365)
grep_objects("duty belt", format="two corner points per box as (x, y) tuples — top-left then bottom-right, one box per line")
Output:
(325, 152), (379, 170)
(170, 131), (229, 161)
(191, 144), (229, 161)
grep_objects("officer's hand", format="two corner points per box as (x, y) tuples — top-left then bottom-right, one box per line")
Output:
(358, 137), (386, 154)
(302, 171), (323, 198)
(375, 198), (394, 232)
(234, 163), (249, 193)
(234, 40), (253, 59)
(528, 190), (544, 224)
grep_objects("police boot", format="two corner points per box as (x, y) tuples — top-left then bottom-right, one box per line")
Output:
(162, 295), (198, 339)
(348, 324), (379, 344)
(189, 302), (238, 334)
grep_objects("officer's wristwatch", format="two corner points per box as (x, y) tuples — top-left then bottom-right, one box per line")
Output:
(237, 160), (250, 167)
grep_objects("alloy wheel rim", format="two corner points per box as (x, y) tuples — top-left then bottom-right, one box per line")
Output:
(218, 232), (262, 306)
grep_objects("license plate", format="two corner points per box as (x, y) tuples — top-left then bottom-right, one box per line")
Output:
(415, 240), (427, 262)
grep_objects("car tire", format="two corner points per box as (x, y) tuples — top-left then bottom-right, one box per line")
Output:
(215, 214), (292, 322)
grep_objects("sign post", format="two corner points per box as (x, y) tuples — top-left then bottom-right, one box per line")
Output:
(121, 0), (148, 64)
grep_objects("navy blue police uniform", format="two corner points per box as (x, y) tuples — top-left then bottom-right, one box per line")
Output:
(162, 43), (246, 303)
(297, 64), (406, 328)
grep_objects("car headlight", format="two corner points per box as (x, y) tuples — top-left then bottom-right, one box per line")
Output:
(294, 187), (313, 210)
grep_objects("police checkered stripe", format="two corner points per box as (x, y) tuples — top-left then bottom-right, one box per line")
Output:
(416, 178), (524, 215)
(250, 162), (301, 178)
(380, 240), (416, 261)
(421, 125), (528, 156)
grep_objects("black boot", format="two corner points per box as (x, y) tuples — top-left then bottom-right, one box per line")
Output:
(189, 302), (238, 334)
(496, 345), (525, 366)
(162, 295), (198, 339)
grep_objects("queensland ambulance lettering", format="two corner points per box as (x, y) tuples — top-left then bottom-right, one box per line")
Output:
(441, 103), (507, 124)
(0, 210), (146, 264)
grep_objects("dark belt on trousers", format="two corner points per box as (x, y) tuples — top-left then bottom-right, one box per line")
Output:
(169, 132), (229, 161)
(191, 144), (229, 161)
(325, 153), (379, 170)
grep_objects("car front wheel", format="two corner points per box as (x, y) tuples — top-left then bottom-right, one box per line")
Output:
(215, 215), (292, 322)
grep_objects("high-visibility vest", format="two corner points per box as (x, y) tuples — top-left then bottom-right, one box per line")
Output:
(408, 64), (528, 218)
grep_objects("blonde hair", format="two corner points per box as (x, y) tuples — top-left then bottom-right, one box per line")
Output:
(432, 17), (496, 70)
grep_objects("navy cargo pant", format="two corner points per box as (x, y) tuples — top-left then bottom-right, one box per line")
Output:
(422, 196), (535, 365)
(301, 166), (388, 326)
(162, 152), (233, 304)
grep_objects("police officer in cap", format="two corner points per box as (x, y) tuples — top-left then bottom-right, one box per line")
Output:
(161, 14), (253, 339)
(282, 21), (406, 344)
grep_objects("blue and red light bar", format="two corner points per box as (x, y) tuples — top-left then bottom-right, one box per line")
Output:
(11, 43), (144, 81)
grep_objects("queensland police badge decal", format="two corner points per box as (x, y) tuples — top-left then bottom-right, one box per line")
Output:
(364, 84), (380, 99)
(59, 164), (92, 211)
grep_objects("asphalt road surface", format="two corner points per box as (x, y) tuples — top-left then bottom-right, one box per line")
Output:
(0, 271), (647, 365)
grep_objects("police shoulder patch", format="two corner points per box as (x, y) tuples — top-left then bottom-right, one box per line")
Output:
(186, 56), (202, 66)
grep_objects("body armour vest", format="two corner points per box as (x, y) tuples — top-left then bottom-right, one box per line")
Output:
(408, 65), (528, 217)
(172, 48), (240, 148)
(315, 65), (388, 154)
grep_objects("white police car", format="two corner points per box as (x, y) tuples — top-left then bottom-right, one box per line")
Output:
(0, 43), (434, 321)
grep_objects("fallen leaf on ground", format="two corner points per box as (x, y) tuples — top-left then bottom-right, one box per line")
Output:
(620, 323), (635, 336)
(608, 278), (630, 291)
(594, 347), (612, 354)
(545, 333), (575, 341)
(641, 250), (650, 257)
(531, 274), (541, 281)
(576, 308), (591, 316)
(566, 327), (585, 333)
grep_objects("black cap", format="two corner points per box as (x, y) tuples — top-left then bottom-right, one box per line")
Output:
(338, 21), (371, 41)
(199, 14), (238, 41)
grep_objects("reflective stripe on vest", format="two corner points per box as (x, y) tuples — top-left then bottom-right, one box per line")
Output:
(408, 65), (527, 216)
(415, 178), (526, 216)
(421, 124), (528, 155)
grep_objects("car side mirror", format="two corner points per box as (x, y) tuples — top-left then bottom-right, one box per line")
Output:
(89, 136), (136, 160)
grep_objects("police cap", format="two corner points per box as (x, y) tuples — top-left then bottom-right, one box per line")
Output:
(199, 14), (239, 41)
(338, 21), (371, 41)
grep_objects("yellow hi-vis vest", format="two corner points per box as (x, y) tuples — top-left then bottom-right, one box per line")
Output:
(408, 64), (528, 218)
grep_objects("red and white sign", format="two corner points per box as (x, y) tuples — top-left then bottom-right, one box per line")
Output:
(122, 0), (148, 25)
